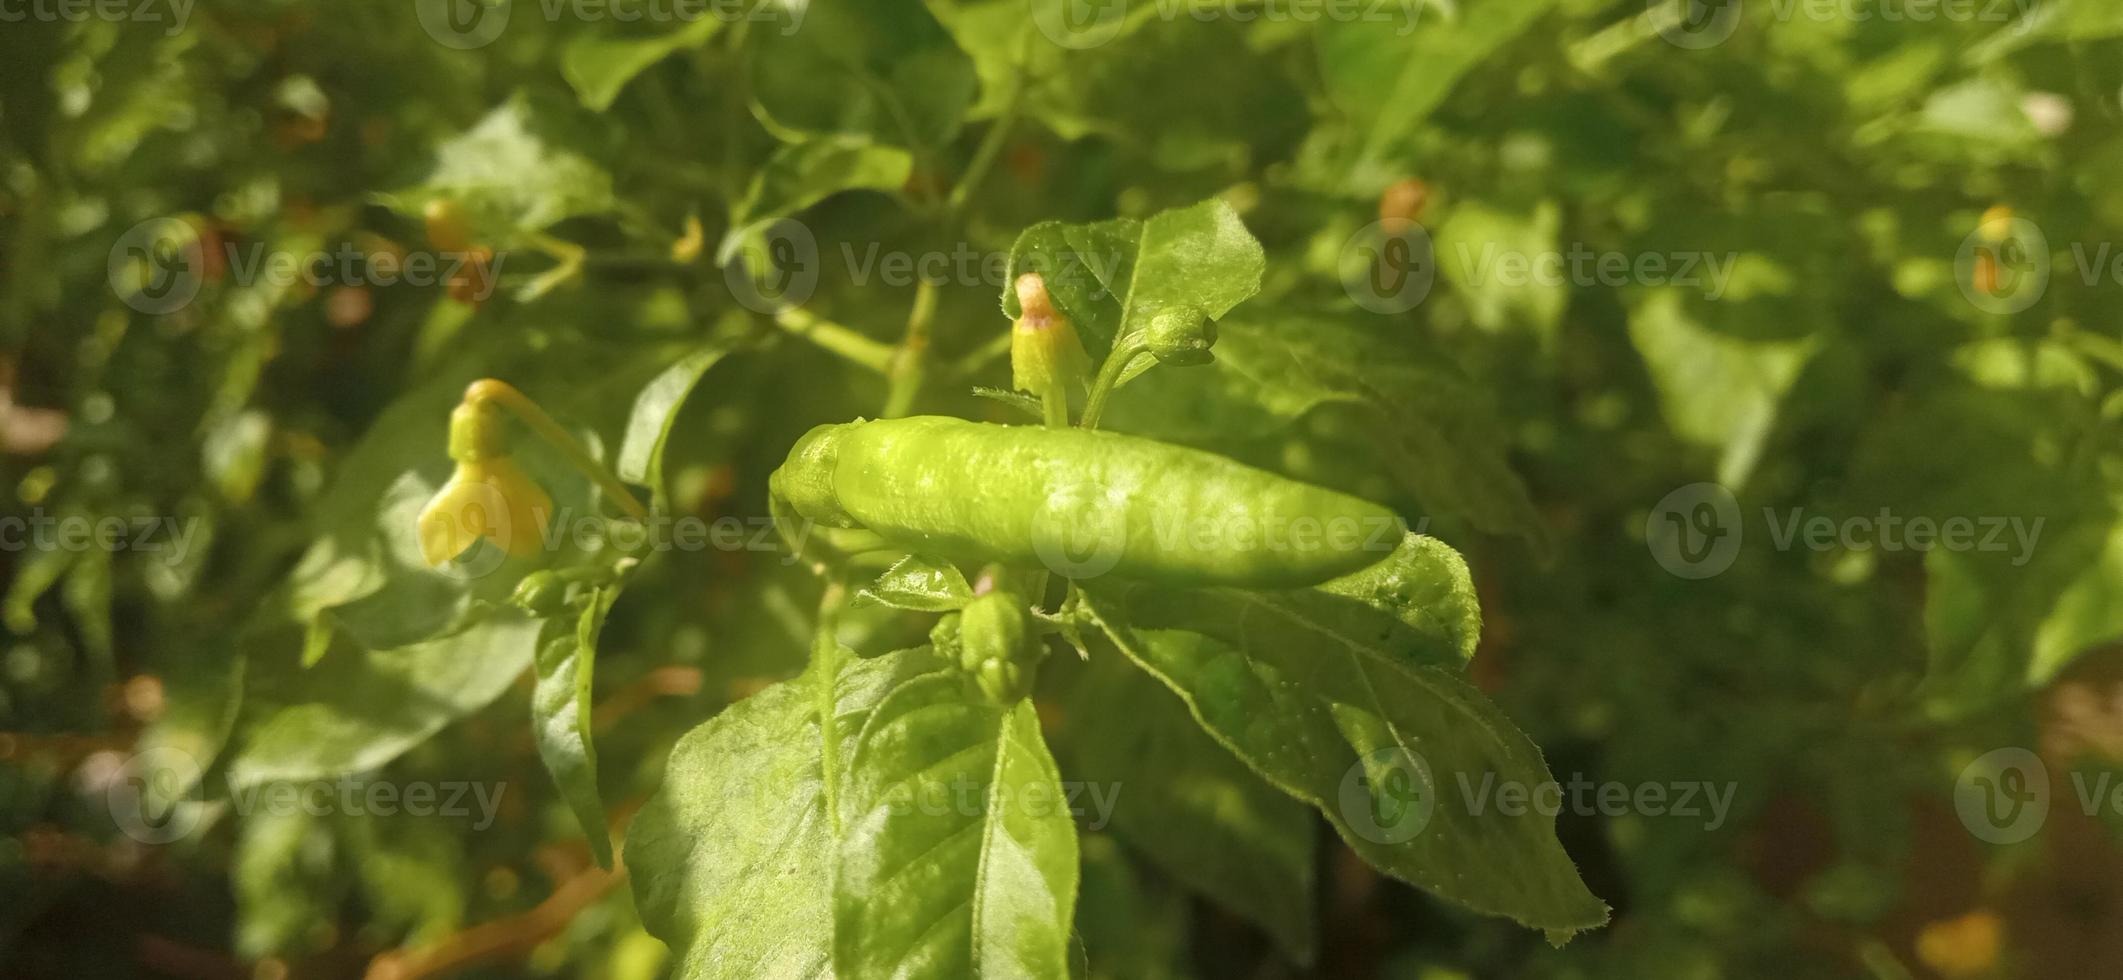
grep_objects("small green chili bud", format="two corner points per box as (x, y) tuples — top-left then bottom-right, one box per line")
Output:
(512, 570), (572, 615)
(958, 590), (1039, 705)
(1144, 308), (1216, 366)
(930, 612), (963, 661)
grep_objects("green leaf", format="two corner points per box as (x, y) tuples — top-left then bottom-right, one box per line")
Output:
(971, 385), (1045, 421)
(852, 555), (973, 612)
(1629, 289), (1816, 488)
(1968, 0), (2123, 61)
(938, 10), (1303, 171)
(1435, 200), (1567, 346)
(377, 95), (615, 247)
(834, 672), (1079, 978)
(1077, 535), (1605, 938)
(1317, 532), (1483, 664)
(561, 19), (724, 111)
(2031, 519), (2123, 683)
(747, 0), (976, 150)
(1318, 0), (1555, 166)
(627, 648), (946, 979)
(225, 611), (542, 789)
(1924, 510), (2119, 712)
(3, 545), (71, 634)
(233, 809), (341, 959)
(617, 344), (730, 504)
(1003, 198), (1265, 366)
(532, 586), (617, 868)
(1060, 651), (1317, 964)
(717, 137), (914, 265)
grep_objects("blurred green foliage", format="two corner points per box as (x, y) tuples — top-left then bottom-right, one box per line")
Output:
(5, 0), (2123, 977)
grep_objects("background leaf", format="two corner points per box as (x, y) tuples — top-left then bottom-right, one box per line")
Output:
(532, 587), (617, 868)
(1078, 535), (1605, 937)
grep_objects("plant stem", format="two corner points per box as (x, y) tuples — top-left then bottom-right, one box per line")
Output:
(884, 39), (1028, 418)
(883, 277), (938, 418)
(945, 91), (1023, 221)
(774, 308), (896, 373)
(1079, 343), (1148, 430)
(466, 380), (651, 521)
(812, 577), (848, 834)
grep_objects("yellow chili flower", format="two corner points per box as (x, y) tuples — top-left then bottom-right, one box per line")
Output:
(417, 398), (554, 566)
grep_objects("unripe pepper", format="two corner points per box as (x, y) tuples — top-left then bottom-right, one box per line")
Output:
(771, 416), (1399, 588)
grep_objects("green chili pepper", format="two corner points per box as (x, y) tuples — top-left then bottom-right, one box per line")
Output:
(770, 416), (1400, 588)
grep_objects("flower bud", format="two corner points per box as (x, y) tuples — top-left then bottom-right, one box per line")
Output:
(959, 590), (1038, 705)
(1144, 308), (1216, 366)
(418, 456), (554, 566)
(1010, 272), (1091, 400)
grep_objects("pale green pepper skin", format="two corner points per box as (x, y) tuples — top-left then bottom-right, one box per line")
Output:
(770, 416), (1399, 588)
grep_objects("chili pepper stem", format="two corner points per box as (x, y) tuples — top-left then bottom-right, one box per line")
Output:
(883, 278), (939, 419)
(812, 577), (849, 834)
(774, 308), (896, 374)
(464, 379), (651, 522)
(1079, 342), (1149, 430)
